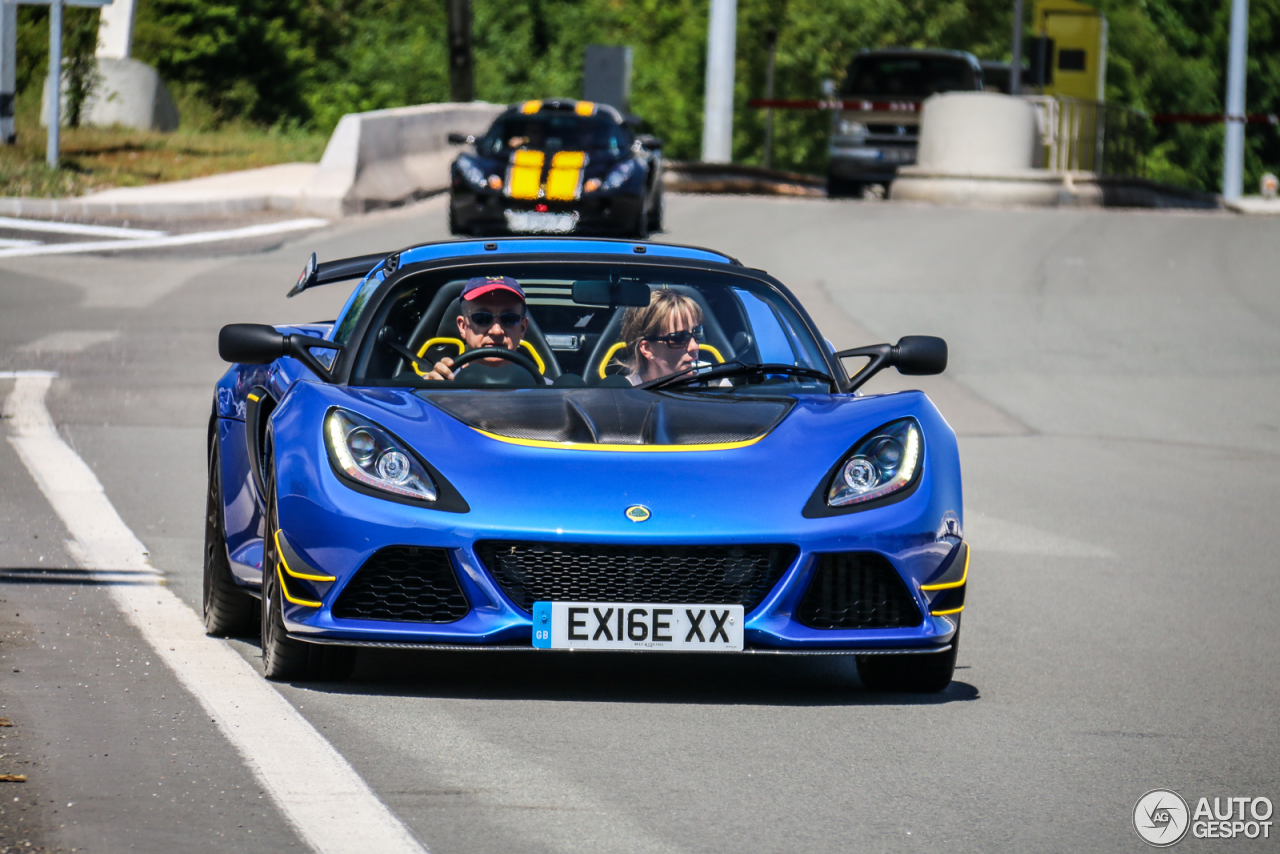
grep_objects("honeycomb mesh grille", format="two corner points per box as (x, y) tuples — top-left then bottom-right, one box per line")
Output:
(796, 553), (922, 629)
(332, 546), (470, 623)
(475, 541), (798, 614)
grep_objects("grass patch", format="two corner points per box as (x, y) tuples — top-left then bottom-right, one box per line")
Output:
(0, 85), (329, 198)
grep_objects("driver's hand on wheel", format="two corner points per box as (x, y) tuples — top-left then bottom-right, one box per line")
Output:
(425, 356), (456, 381)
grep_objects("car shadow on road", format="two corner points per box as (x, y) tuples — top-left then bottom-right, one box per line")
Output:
(296, 648), (980, 707)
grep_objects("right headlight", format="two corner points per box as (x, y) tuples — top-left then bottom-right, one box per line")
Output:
(324, 408), (438, 502)
(827, 418), (921, 507)
(455, 154), (489, 190)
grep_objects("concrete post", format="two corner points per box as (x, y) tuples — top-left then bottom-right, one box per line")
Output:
(1, 1), (16, 143)
(95, 0), (134, 58)
(701, 0), (736, 163)
(46, 0), (61, 167)
(1222, 0), (1248, 201)
(446, 0), (474, 103)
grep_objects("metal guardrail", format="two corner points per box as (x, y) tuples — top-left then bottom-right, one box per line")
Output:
(1023, 96), (1150, 179)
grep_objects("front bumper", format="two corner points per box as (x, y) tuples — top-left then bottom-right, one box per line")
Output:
(828, 142), (917, 183)
(451, 188), (644, 236)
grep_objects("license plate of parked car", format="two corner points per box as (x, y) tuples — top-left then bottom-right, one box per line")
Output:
(532, 602), (745, 651)
(504, 211), (579, 233)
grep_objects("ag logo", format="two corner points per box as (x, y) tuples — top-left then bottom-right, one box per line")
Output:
(1134, 789), (1190, 847)
(625, 505), (651, 522)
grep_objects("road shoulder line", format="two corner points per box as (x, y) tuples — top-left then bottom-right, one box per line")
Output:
(2, 371), (427, 854)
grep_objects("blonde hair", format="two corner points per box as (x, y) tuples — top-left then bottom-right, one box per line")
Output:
(612, 289), (703, 376)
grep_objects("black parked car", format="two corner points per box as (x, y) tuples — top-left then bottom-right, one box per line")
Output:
(447, 99), (664, 238)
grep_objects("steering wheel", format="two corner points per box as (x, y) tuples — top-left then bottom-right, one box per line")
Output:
(448, 347), (543, 383)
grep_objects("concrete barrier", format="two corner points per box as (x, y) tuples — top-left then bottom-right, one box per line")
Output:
(42, 58), (179, 132)
(888, 92), (1090, 206)
(299, 102), (505, 217)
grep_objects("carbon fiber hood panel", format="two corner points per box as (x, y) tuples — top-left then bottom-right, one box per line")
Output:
(418, 389), (794, 446)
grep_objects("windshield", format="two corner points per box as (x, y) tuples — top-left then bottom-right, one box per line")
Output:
(478, 116), (633, 157)
(354, 263), (833, 395)
(842, 55), (975, 97)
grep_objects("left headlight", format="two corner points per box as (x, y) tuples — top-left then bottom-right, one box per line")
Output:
(600, 158), (640, 191)
(455, 154), (489, 190)
(324, 408), (438, 502)
(827, 418), (921, 507)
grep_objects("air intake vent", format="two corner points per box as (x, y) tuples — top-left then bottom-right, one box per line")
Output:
(332, 546), (469, 623)
(476, 541), (797, 614)
(796, 553), (922, 629)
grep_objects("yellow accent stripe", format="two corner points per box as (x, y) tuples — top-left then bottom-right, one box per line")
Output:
(920, 543), (969, 591)
(277, 565), (323, 608)
(519, 340), (546, 374)
(413, 337), (465, 378)
(930, 605), (965, 616)
(545, 150), (586, 201)
(575, 100), (595, 116)
(699, 344), (725, 364)
(247, 393), (260, 402)
(599, 341), (628, 378)
(507, 149), (544, 200)
(473, 428), (765, 452)
(520, 100), (543, 114)
(274, 530), (336, 582)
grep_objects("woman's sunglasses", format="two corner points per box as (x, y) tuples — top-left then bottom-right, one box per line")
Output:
(643, 326), (705, 349)
(468, 311), (526, 328)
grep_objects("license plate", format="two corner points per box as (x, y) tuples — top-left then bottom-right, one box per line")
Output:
(505, 210), (578, 234)
(532, 602), (745, 652)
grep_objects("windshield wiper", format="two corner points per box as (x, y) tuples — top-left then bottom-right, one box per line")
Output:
(638, 361), (837, 392)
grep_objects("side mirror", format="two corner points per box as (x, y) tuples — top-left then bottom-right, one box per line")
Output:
(219, 323), (342, 380)
(446, 132), (475, 145)
(219, 324), (286, 364)
(636, 134), (664, 151)
(835, 335), (947, 392)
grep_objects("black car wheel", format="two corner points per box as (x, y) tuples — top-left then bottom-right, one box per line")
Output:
(447, 198), (469, 236)
(203, 441), (258, 637)
(856, 628), (959, 693)
(260, 445), (355, 682)
(827, 176), (865, 199)
(646, 191), (664, 233)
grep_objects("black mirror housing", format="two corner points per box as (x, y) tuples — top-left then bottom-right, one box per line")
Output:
(637, 134), (664, 151)
(219, 324), (286, 364)
(572, 280), (651, 307)
(446, 132), (475, 145)
(892, 336), (947, 375)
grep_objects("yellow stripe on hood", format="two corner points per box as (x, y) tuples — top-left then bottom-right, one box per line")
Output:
(506, 149), (545, 200)
(545, 151), (587, 201)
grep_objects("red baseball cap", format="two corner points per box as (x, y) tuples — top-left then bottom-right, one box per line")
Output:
(462, 275), (526, 302)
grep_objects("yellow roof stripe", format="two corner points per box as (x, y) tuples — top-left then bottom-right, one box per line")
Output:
(520, 100), (543, 114)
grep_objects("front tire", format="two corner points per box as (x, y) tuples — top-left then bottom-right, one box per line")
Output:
(646, 191), (664, 233)
(260, 449), (356, 682)
(203, 442), (258, 637)
(827, 176), (864, 199)
(856, 630), (959, 693)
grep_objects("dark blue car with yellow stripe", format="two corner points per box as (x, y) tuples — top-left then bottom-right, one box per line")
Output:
(446, 99), (664, 238)
(208, 237), (967, 692)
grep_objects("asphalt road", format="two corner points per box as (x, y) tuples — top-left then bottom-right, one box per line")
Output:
(1, 194), (1278, 853)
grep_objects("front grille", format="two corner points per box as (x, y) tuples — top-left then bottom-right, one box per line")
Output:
(476, 541), (798, 613)
(332, 546), (470, 623)
(796, 553), (922, 629)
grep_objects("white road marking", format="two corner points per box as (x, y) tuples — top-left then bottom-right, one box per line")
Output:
(0, 218), (328, 258)
(2, 371), (428, 854)
(965, 512), (1114, 558)
(0, 237), (42, 248)
(0, 216), (167, 238)
(17, 330), (120, 354)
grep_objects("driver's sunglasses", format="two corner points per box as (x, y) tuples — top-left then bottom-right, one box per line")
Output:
(644, 326), (704, 349)
(468, 310), (526, 329)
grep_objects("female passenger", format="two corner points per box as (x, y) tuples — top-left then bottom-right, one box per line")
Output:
(613, 289), (706, 385)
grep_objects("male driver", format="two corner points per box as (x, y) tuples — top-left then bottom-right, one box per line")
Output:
(425, 275), (531, 381)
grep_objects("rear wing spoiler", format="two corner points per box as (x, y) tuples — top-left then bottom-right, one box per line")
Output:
(287, 251), (392, 298)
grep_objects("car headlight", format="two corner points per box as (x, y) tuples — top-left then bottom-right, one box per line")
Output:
(838, 120), (867, 139)
(324, 408), (437, 502)
(455, 155), (488, 190)
(600, 159), (640, 191)
(827, 418), (921, 507)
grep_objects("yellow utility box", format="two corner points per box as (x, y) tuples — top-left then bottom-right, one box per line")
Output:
(1033, 0), (1108, 102)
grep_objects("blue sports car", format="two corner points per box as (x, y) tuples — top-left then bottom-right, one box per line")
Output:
(209, 237), (966, 691)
